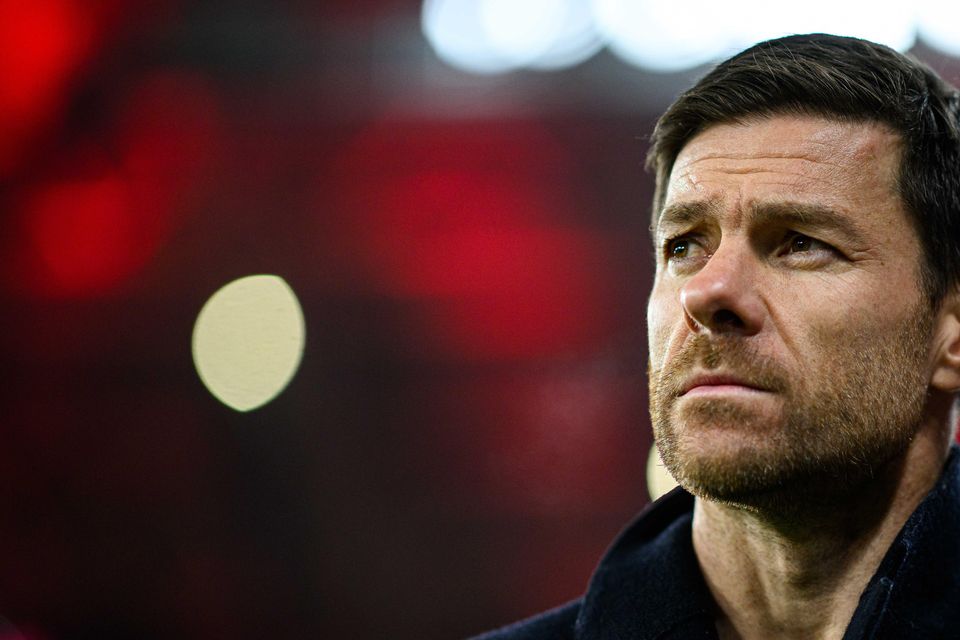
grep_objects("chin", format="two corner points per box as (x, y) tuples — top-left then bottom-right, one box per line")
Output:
(659, 425), (914, 514)
(655, 410), (826, 508)
(667, 435), (790, 498)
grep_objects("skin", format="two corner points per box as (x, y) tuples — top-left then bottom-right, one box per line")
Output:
(646, 114), (960, 639)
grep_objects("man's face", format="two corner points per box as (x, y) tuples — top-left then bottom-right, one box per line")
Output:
(647, 114), (936, 504)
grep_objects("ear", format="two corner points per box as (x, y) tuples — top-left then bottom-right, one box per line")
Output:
(931, 287), (960, 393)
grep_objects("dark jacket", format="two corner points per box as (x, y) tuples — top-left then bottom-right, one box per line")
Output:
(471, 446), (960, 639)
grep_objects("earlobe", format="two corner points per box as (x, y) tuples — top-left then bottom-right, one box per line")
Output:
(931, 290), (960, 393)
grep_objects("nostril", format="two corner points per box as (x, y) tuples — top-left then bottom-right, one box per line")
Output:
(712, 309), (744, 329)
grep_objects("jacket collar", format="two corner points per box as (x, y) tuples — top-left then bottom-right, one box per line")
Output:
(845, 445), (960, 638)
(576, 446), (960, 640)
(576, 487), (716, 640)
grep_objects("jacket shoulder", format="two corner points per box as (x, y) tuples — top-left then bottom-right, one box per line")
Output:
(468, 599), (581, 639)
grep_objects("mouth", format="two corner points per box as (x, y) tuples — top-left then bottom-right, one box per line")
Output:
(679, 373), (770, 397)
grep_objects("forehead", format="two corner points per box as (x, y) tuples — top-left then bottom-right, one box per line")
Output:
(662, 115), (903, 223)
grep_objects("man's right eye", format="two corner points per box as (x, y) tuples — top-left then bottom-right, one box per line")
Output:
(667, 238), (693, 259)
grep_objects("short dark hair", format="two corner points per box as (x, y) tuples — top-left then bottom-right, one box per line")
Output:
(647, 33), (960, 306)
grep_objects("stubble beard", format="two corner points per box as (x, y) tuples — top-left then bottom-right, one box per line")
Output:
(648, 307), (934, 512)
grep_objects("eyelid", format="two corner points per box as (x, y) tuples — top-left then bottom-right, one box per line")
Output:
(661, 230), (844, 266)
(663, 233), (708, 260)
(780, 232), (835, 254)
(658, 230), (682, 249)
(662, 234), (689, 256)
(776, 232), (848, 266)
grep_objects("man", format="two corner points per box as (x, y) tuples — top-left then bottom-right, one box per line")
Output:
(473, 33), (960, 639)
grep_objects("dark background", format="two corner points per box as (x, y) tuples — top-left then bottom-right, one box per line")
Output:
(1, 2), (958, 638)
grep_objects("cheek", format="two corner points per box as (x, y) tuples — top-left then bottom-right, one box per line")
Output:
(771, 287), (866, 378)
(793, 296), (928, 391)
(771, 267), (901, 340)
(647, 284), (679, 367)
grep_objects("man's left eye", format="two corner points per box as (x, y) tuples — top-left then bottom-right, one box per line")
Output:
(790, 235), (812, 252)
(784, 233), (827, 255)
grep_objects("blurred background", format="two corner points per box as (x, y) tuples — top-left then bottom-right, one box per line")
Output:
(1, 1), (958, 638)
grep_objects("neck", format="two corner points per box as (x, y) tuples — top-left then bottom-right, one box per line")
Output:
(692, 417), (952, 640)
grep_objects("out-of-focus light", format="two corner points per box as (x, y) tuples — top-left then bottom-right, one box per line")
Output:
(481, 0), (602, 70)
(591, 0), (916, 72)
(591, 0), (735, 72)
(480, 0), (562, 67)
(0, 0), (95, 173)
(733, 0), (916, 53)
(192, 275), (305, 413)
(422, 0), (515, 74)
(697, 0), (915, 54)
(423, 0), (601, 73)
(917, 0), (960, 56)
(424, 0), (931, 75)
(527, 0), (604, 70)
(25, 171), (147, 297)
(646, 443), (677, 501)
(7, 71), (223, 300)
(329, 120), (618, 360)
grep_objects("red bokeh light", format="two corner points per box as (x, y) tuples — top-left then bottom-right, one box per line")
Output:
(0, 0), (182, 175)
(328, 120), (618, 360)
(6, 72), (223, 299)
(0, 0), (94, 173)
(414, 226), (611, 359)
(25, 170), (141, 297)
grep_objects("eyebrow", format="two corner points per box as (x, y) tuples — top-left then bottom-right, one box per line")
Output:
(652, 200), (719, 236)
(751, 202), (868, 244)
(652, 200), (868, 245)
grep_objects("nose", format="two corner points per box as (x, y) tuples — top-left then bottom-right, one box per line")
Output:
(679, 239), (765, 336)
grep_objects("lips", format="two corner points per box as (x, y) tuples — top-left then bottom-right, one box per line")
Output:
(679, 373), (769, 396)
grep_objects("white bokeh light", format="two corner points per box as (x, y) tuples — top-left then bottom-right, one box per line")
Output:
(422, 0), (516, 74)
(646, 443), (678, 501)
(591, 0), (916, 73)
(590, 0), (737, 72)
(481, 0), (603, 70)
(733, 0), (916, 53)
(192, 275), (306, 413)
(423, 0), (603, 73)
(480, 0), (564, 67)
(423, 0), (948, 75)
